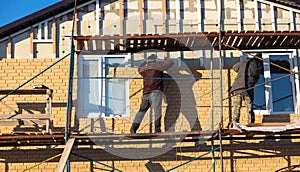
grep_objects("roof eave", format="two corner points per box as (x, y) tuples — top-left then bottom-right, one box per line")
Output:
(0, 0), (88, 38)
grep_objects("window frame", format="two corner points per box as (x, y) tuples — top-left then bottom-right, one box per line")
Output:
(77, 54), (131, 118)
(245, 50), (300, 115)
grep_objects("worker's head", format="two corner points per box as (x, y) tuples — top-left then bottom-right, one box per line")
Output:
(253, 53), (263, 66)
(254, 53), (262, 59)
(146, 54), (157, 64)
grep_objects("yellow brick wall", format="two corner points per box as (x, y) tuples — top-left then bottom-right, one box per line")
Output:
(0, 58), (70, 133)
(0, 58), (299, 171)
(0, 140), (300, 172)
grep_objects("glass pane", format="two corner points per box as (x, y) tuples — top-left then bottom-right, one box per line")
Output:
(105, 57), (127, 117)
(269, 55), (294, 112)
(81, 60), (103, 117)
(254, 74), (266, 110)
(271, 74), (294, 112)
(106, 79), (127, 116)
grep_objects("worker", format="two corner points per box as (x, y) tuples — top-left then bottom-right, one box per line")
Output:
(230, 53), (263, 124)
(130, 54), (174, 134)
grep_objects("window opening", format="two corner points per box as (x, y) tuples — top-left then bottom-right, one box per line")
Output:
(253, 53), (296, 114)
(77, 55), (130, 118)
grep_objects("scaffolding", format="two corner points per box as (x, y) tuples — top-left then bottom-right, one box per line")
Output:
(0, 0), (300, 172)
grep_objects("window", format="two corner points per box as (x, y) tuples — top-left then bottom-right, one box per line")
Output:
(253, 52), (299, 114)
(77, 55), (130, 118)
(33, 20), (52, 42)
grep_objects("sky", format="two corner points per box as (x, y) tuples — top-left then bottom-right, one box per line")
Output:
(0, 0), (62, 27)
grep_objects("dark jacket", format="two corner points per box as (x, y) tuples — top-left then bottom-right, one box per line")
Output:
(230, 58), (263, 97)
(139, 59), (174, 92)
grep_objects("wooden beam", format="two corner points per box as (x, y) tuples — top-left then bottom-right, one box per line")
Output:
(254, 0), (261, 30)
(119, 0), (124, 35)
(30, 26), (34, 58)
(0, 114), (50, 119)
(55, 138), (75, 172)
(139, 0), (144, 34)
(162, 0), (166, 33)
(7, 36), (12, 59)
(246, 122), (292, 127)
(52, 17), (57, 58)
(0, 89), (51, 95)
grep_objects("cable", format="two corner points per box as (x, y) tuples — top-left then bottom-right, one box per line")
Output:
(0, 53), (70, 102)
(224, 43), (294, 74)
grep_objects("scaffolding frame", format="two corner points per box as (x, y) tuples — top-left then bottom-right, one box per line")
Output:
(0, 22), (298, 172)
(0, 0), (300, 171)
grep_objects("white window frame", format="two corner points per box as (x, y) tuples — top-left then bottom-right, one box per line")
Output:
(247, 50), (300, 115)
(77, 54), (130, 118)
(33, 20), (53, 43)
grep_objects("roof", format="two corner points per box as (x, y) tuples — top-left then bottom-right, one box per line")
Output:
(269, 0), (300, 8)
(0, 0), (90, 38)
(75, 31), (300, 53)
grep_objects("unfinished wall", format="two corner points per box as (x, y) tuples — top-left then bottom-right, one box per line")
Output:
(1, 0), (300, 59)
(0, 58), (299, 171)
(12, 32), (30, 58)
(0, 58), (70, 133)
(0, 0), (300, 171)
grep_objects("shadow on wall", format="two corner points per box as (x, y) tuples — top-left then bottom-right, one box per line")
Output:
(163, 67), (202, 132)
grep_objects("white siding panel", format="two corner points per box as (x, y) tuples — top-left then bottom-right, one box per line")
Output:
(13, 32), (30, 58)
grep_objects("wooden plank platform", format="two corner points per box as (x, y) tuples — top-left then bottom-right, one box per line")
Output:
(0, 125), (299, 146)
(75, 31), (300, 54)
(56, 138), (75, 172)
(0, 89), (53, 133)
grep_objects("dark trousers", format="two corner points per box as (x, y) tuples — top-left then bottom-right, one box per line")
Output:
(130, 90), (163, 133)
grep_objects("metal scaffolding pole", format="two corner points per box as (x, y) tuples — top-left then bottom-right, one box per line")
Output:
(217, 0), (224, 171)
(65, 0), (77, 172)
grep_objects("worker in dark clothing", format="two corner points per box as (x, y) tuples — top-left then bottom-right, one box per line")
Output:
(130, 54), (174, 134)
(230, 53), (263, 124)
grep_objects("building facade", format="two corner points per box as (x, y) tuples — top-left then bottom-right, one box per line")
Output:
(0, 0), (300, 171)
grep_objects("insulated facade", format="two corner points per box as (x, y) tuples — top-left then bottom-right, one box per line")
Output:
(0, 0), (299, 171)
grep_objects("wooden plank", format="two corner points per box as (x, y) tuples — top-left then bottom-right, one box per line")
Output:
(104, 39), (111, 50)
(139, 37), (146, 50)
(139, 0), (144, 34)
(246, 122), (292, 127)
(272, 35), (287, 47)
(245, 36), (258, 47)
(239, 31), (254, 47)
(283, 36), (300, 47)
(0, 114), (50, 119)
(74, 31), (300, 51)
(258, 31), (273, 47)
(264, 35), (279, 47)
(95, 40), (102, 51)
(113, 39), (120, 51)
(55, 138), (75, 172)
(0, 89), (49, 95)
(0, 119), (48, 125)
(221, 30), (233, 45)
(232, 36), (243, 47)
(251, 35), (265, 47)
(288, 36), (300, 46)
(223, 35), (235, 47)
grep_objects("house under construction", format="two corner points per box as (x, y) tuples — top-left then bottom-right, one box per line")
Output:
(0, 0), (300, 171)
